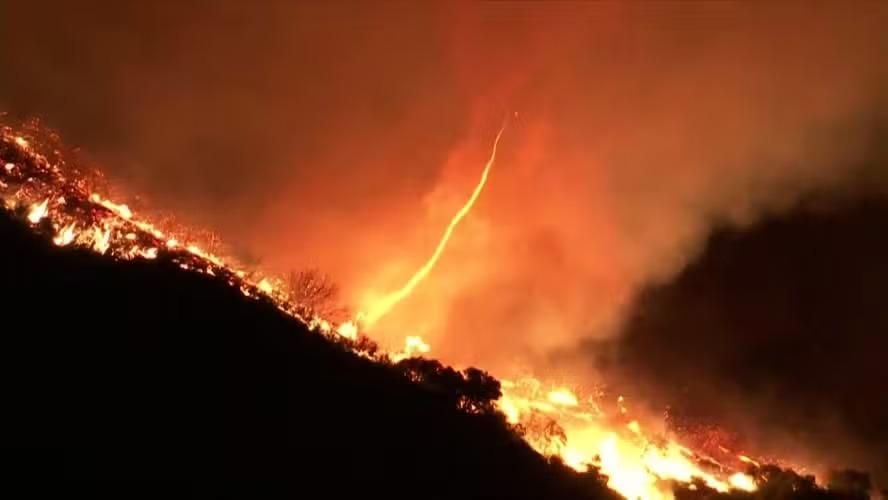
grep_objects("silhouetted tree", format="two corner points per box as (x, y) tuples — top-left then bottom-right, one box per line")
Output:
(394, 359), (504, 415)
(287, 269), (343, 320)
(396, 357), (444, 384)
(460, 367), (501, 415)
(431, 364), (467, 409)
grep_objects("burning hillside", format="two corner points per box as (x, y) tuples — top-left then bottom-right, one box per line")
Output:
(2, 120), (863, 499)
(0, 121), (360, 338)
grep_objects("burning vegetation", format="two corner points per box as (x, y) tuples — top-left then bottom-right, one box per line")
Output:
(0, 120), (878, 499)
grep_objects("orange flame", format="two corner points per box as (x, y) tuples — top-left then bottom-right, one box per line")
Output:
(27, 198), (49, 224)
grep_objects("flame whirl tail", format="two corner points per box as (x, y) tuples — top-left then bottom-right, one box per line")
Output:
(1, 122), (767, 500)
(362, 113), (514, 327)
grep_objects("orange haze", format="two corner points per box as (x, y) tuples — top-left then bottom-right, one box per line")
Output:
(251, 4), (888, 377)
(4, 0), (888, 392)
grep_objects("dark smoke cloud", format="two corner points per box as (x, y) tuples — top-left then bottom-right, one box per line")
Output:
(3, 0), (888, 476)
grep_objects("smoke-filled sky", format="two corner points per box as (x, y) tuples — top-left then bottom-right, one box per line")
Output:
(4, 0), (888, 474)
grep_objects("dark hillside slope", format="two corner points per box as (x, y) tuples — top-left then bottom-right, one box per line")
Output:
(0, 210), (613, 499)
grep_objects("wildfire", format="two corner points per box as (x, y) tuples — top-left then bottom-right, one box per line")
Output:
(0, 122), (768, 500)
(334, 116), (760, 499)
(491, 376), (763, 499)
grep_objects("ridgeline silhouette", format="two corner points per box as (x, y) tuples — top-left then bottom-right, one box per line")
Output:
(0, 200), (877, 499)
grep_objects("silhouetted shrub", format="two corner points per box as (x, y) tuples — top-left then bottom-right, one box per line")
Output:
(395, 358), (503, 415)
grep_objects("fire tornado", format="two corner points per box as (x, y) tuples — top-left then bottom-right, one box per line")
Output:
(362, 114), (515, 327)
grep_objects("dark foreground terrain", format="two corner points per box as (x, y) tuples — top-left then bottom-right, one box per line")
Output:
(0, 208), (615, 499)
(0, 205), (876, 499)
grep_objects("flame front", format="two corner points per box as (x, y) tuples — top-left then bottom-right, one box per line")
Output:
(494, 378), (759, 499)
(0, 123), (769, 500)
